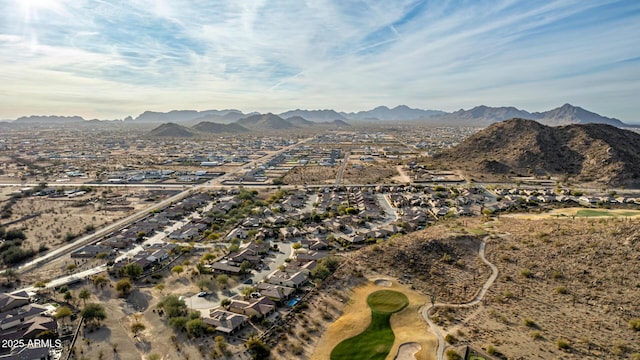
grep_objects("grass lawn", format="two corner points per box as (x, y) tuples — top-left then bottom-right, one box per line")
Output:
(331, 290), (408, 360)
(575, 209), (640, 217)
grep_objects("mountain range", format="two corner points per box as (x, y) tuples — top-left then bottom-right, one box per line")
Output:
(432, 118), (640, 187)
(148, 113), (351, 137)
(5, 104), (635, 127)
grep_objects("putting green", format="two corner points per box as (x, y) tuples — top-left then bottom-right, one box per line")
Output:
(331, 290), (409, 360)
(367, 290), (409, 313)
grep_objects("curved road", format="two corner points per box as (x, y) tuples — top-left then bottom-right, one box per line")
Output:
(421, 235), (499, 360)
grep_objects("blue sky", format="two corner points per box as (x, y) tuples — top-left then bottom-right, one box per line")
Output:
(0, 0), (639, 121)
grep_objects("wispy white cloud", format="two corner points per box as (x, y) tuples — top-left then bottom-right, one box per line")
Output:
(0, 0), (638, 120)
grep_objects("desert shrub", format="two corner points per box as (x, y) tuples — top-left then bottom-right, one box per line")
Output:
(291, 345), (304, 355)
(520, 269), (532, 278)
(445, 349), (460, 360)
(530, 331), (542, 340)
(555, 286), (568, 294)
(445, 334), (457, 344)
(522, 318), (537, 328)
(486, 345), (498, 355)
(629, 318), (640, 331)
(557, 339), (571, 350)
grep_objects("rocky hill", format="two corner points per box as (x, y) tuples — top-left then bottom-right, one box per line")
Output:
(192, 121), (248, 133)
(432, 118), (640, 186)
(236, 113), (298, 130)
(284, 116), (316, 127)
(148, 123), (195, 137)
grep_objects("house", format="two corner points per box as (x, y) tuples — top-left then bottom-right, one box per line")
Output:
(0, 301), (57, 343)
(285, 260), (317, 276)
(168, 224), (203, 241)
(208, 262), (242, 275)
(295, 250), (325, 261)
(205, 310), (248, 334)
(308, 238), (329, 250)
(267, 271), (308, 288)
(0, 292), (29, 313)
(228, 296), (276, 319)
(0, 345), (50, 360)
(70, 245), (114, 259)
(339, 234), (365, 245)
(225, 227), (247, 241)
(279, 227), (303, 240)
(242, 217), (262, 228)
(255, 228), (274, 240)
(255, 283), (295, 303)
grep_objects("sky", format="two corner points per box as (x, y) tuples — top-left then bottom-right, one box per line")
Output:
(0, 0), (639, 121)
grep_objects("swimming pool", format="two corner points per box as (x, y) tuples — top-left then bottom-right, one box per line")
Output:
(286, 297), (301, 307)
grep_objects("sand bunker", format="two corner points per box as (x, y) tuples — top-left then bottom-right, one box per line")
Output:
(394, 342), (421, 360)
(374, 279), (392, 287)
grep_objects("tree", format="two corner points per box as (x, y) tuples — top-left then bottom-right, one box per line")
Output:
(240, 286), (254, 298)
(157, 295), (187, 318)
(81, 303), (107, 327)
(1, 269), (18, 280)
(131, 322), (146, 336)
(311, 264), (330, 280)
(63, 291), (73, 303)
(79, 288), (91, 306)
(171, 265), (184, 275)
(221, 298), (231, 307)
(135, 231), (147, 242)
(118, 263), (143, 279)
(55, 306), (73, 324)
(196, 278), (213, 292)
(292, 242), (302, 250)
(240, 260), (252, 273)
(246, 336), (270, 359)
(216, 274), (229, 289)
(321, 255), (340, 272)
(116, 278), (133, 296)
(92, 275), (109, 289)
(186, 318), (211, 337)
(215, 335), (227, 354)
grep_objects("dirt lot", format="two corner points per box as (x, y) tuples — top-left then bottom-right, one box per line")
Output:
(341, 158), (398, 185)
(282, 165), (338, 185)
(0, 188), (172, 281)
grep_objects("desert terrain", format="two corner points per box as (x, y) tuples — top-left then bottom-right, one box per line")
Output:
(287, 215), (639, 359)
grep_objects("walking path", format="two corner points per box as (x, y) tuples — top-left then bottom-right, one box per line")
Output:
(421, 235), (499, 360)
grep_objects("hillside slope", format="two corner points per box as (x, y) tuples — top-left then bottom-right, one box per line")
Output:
(432, 118), (640, 186)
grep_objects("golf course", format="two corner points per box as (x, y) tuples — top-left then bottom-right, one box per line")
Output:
(330, 290), (409, 360)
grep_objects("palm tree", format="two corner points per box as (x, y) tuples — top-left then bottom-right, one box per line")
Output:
(79, 288), (91, 306)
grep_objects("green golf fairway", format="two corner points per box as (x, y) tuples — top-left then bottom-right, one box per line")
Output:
(331, 290), (409, 360)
